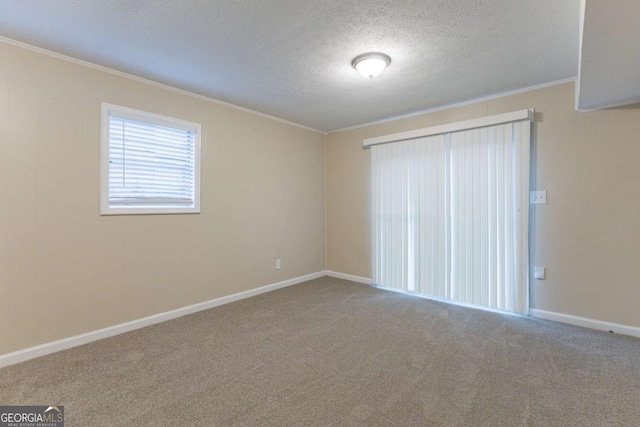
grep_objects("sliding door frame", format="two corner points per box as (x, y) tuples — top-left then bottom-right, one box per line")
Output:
(367, 109), (533, 315)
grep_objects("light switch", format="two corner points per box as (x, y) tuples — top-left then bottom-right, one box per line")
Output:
(534, 267), (545, 280)
(530, 191), (547, 204)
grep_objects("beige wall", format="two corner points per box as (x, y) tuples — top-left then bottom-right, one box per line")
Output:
(0, 42), (325, 354)
(326, 82), (640, 327)
(3, 39), (640, 356)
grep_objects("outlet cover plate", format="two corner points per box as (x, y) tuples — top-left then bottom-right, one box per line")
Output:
(530, 191), (547, 204)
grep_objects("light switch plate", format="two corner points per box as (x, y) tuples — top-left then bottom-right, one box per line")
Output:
(530, 191), (547, 204)
(534, 267), (545, 280)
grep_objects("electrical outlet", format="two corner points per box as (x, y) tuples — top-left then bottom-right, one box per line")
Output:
(275, 259), (281, 270)
(530, 191), (547, 204)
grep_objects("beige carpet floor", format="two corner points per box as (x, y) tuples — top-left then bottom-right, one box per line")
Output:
(2, 276), (640, 426)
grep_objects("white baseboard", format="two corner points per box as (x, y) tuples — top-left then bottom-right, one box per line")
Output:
(325, 270), (640, 340)
(530, 309), (640, 339)
(6, 272), (636, 369)
(0, 271), (325, 368)
(325, 270), (372, 285)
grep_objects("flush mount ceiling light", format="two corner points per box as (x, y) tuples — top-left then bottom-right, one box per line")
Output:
(352, 52), (391, 79)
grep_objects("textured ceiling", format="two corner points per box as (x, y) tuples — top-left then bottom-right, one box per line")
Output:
(0, 0), (581, 131)
(577, 0), (640, 110)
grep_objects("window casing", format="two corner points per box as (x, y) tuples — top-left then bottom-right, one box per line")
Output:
(100, 103), (201, 215)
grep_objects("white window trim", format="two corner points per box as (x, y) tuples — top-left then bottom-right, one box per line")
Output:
(100, 102), (202, 215)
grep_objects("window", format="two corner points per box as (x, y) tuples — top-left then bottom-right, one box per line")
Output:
(100, 103), (201, 215)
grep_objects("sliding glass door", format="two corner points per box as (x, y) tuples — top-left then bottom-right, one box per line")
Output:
(371, 117), (530, 314)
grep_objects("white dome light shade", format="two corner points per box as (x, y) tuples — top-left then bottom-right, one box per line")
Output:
(352, 52), (391, 79)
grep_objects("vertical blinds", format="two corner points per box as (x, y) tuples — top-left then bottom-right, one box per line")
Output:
(371, 135), (449, 298)
(108, 113), (197, 208)
(371, 117), (530, 314)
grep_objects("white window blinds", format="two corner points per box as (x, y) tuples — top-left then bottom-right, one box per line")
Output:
(370, 111), (531, 314)
(100, 104), (201, 215)
(371, 135), (449, 298)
